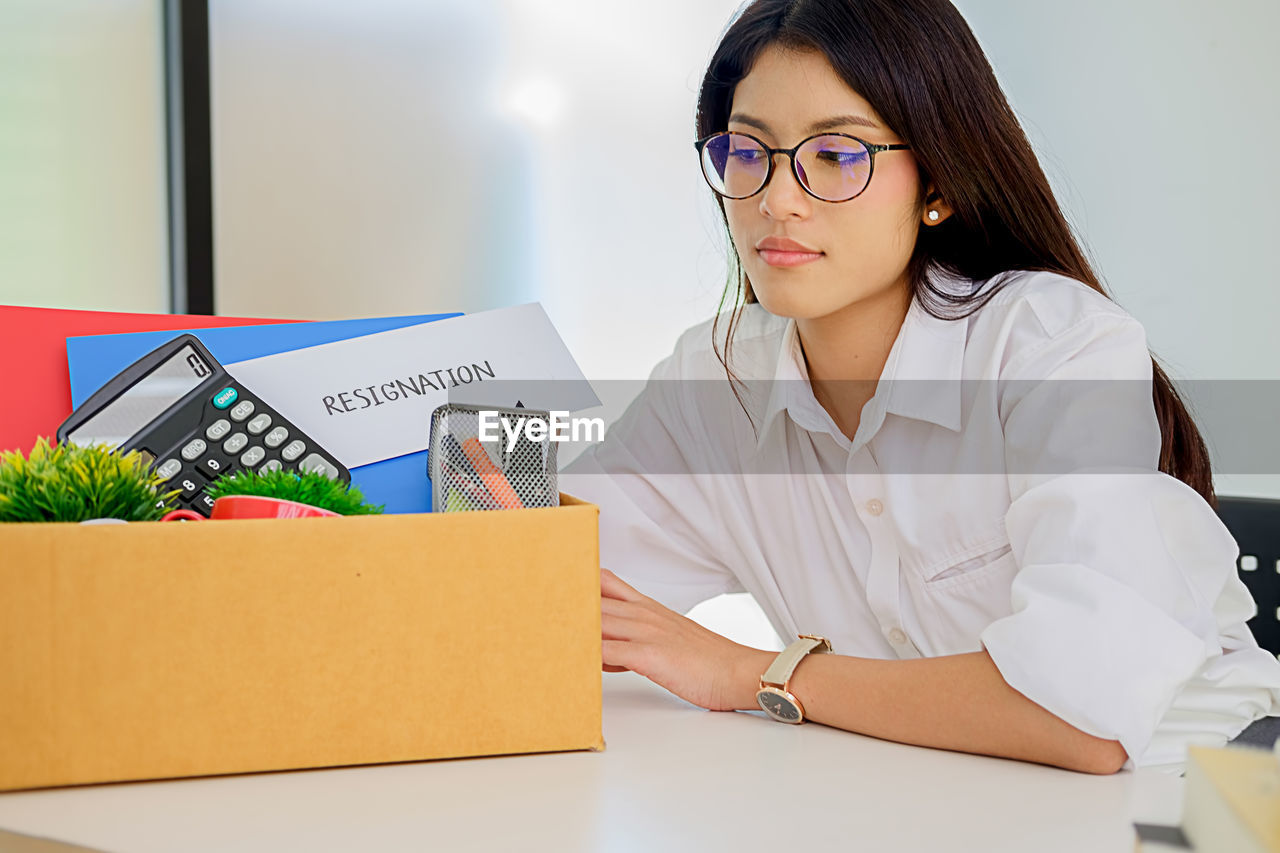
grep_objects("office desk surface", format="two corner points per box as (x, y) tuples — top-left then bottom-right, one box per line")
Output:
(0, 672), (1182, 852)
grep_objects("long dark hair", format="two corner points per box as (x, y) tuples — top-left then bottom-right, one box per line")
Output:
(696, 0), (1215, 506)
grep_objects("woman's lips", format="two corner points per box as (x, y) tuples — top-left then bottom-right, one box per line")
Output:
(755, 237), (824, 267)
(757, 248), (824, 267)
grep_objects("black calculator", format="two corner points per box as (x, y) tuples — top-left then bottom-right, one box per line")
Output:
(56, 333), (350, 516)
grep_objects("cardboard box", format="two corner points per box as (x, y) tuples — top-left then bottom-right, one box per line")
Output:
(0, 495), (603, 791)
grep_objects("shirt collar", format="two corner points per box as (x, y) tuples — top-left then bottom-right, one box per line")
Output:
(754, 275), (971, 453)
(755, 319), (812, 444)
(883, 285), (969, 432)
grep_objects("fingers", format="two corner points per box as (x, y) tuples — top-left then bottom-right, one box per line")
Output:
(600, 596), (641, 619)
(601, 595), (677, 641)
(598, 570), (677, 679)
(601, 617), (633, 642)
(601, 599), (649, 641)
(602, 639), (646, 674)
(600, 567), (646, 602)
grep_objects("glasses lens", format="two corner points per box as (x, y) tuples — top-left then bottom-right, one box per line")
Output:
(795, 135), (872, 201)
(701, 133), (769, 199)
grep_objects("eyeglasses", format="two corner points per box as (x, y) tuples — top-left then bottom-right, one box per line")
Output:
(694, 130), (911, 203)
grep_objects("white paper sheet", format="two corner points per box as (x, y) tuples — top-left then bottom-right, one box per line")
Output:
(226, 304), (599, 468)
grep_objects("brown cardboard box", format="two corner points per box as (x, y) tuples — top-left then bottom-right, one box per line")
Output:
(0, 495), (603, 791)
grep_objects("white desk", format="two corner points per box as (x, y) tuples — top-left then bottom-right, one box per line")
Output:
(0, 672), (1182, 852)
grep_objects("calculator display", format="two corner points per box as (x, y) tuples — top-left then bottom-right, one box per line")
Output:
(66, 345), (213, 449)
(59, 333), (350, 516)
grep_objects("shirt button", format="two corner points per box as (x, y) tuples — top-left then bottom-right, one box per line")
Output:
(888, 628), (907, 645)
(866, 498), (884, 516)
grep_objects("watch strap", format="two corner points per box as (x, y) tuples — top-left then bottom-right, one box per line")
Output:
(760, 634), (831, 689)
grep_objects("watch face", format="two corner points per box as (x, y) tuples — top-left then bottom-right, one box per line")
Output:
(757, 688), (802, 723)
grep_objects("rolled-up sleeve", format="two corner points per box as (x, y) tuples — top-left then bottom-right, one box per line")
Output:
(979, 312), (1280, 764)
(559, 347), (744, 615)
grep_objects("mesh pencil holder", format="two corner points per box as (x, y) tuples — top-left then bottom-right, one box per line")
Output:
(428, 403), (559, 511)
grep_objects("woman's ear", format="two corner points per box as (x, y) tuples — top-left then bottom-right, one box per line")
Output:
(921, 185), (953, 226)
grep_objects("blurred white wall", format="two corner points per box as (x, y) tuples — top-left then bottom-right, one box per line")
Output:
(209, 0), (741, 383)
(0, 0), (169, 313)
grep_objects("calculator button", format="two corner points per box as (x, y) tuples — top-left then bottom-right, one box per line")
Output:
(181, 439), (207, 461)
(155, 458), (182, 481)
(205, 419), (232, 441)
(281, 440), (306, 462)
(193, 493), (216, 514)
(264, 426), (289, 448)
(178, 476), (201, 499)
(299, 453), (339, 479)
(212, 387), (238, 409)
(247, 413), (272, 435)
(223, 432), (249, 455)
(260, 459), (283, 474)
(240, 446), (266, 468)
(229, 400), (255, 422)
(196, 456), (229, 479)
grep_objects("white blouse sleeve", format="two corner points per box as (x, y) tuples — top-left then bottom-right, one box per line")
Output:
(558, 344), (745, 615)
(979, 312), (1280, 764)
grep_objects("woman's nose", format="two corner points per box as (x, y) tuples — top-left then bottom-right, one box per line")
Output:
(759, 153), (811, 219)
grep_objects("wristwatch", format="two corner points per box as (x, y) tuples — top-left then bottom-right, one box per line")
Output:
(755, 634), (832, 724)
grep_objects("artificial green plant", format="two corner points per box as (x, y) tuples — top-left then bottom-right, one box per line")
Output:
(0, 438), (179, 522)
(205, 468), (383, 516)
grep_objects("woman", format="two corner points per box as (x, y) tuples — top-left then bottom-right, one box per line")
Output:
(559, 0), (1280, 773)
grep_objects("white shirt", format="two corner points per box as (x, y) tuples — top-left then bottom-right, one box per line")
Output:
(560, 268), (1280, 770)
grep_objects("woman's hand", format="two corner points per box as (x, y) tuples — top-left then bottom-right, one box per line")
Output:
(600, 568), (775, 712)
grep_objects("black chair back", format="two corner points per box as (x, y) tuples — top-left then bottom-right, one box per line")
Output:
(1215, 496), (1280, 656)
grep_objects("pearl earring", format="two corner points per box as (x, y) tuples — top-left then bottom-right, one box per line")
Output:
(927, 210), (940, 222)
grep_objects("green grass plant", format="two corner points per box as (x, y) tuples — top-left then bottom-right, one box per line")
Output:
(0, 438), (180, 522)
(205, 468), (383, 515)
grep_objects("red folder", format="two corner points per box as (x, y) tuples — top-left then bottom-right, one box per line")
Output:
(0, 305), (296, 454)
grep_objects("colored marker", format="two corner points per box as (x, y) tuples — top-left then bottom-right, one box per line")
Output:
(460, 436), (524, 509)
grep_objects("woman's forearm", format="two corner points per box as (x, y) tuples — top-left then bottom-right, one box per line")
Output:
(600, 570), (1127, 774)
(728, 647), (1128, 774)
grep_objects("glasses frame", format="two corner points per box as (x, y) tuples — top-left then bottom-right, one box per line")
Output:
(694, 130), (912, 203)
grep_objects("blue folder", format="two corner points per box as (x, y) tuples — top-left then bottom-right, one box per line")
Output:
(66, 313), (462, 514)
